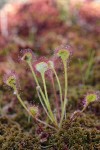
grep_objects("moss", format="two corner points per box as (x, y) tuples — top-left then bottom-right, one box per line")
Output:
(13, 110), (34, 131)
(0, 117), (41, 150)
(46, 113), (100, 150)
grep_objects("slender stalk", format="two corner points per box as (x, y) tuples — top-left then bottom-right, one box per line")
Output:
(63, 61), (68, 104)
(81, 105), (87, 112)
(51, 75), (60, 120)
(37, 88), (52, 121)
(41, 73), (49, 104)
(28, 115), (31, 123)
(28, 62), (39, 86)
(16, 93), (29, 113)
(59, 60), (68, 127)
(52, 67), (63, 107)
(41, 73), (57, 125)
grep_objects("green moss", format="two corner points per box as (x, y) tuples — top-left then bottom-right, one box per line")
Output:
(1, 113), (99, 150)
(46, 113), (100, 150)
(13, 110), (34, 131)
(0, 117), (41, 150)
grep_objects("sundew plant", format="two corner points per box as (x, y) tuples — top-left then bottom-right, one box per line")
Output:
(4, 47), (98, 131)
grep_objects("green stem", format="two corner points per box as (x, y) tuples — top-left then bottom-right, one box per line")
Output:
(64, 61), (68, 104)
(28, 62), (39, 86)
(37, 88), (52, 121)
(41, 73), (49, 104)
(16, 93), (29, 113)
(59, 60), (68, 127)
(41, 73), (57, 125)
(81, 104), (88, 112)
(52, 68), (63, 107)
(51, 76), (60, 120)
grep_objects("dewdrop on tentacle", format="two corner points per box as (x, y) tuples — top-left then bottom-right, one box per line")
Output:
(3, 71), (19, 94)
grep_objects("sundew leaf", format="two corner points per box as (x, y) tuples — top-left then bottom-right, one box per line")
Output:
(57, 49), (70, 61)
(86, 93), (97, 104)
(35, 62), (48, 74)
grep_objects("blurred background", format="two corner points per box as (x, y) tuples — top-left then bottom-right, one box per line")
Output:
(0, 0), (100, 96)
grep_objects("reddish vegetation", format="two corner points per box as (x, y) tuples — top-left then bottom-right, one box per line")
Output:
(0, 0), (99, 76)
(80, 1), (100, 22)
(0, 0), (99, 38)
